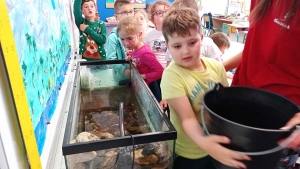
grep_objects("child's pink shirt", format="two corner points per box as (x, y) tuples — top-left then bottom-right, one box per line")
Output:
(132, 44), (164, 85)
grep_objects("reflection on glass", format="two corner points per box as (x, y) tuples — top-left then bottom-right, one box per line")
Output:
(67, 141), (174, 169)
(79, 86), (152, 137)
(64, 61), (175, 169)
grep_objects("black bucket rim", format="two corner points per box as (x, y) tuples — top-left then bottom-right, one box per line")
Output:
(201, 106), (300, 155)
(202, 85), (299, 133)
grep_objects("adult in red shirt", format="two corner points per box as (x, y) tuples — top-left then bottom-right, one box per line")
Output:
(223, 0), (300, 150)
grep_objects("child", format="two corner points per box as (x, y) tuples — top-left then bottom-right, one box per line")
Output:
(134, 9), (151, 41)
(210, 32), (231, 56)
(160, 0), (221, 110)
(145, 0), (171, 68)
(106, 0), (134, 82)
(117, 16), (164, 102)
(161, 8), (250, 169)
(165, 0), (222, 66)
(73, 0), (106, 60)
(210, 32), (233, 78)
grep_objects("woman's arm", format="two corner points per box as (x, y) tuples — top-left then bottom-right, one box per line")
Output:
(223, 50), (243, 72)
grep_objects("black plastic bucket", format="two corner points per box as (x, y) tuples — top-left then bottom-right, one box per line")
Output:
(201, 84), (300, 169)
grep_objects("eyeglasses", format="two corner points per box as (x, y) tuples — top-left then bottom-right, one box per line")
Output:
(154, 10), (167, 17)
(117, 10), (134, 15)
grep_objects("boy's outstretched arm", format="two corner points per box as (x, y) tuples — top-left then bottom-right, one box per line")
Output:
(73, 0), (84, 28)
(106, 35), (127, 75)
(84, 23), (107, 44)
(167, 96), (251, 169)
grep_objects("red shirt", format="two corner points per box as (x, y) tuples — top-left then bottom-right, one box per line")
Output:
(232, 0), (300, 105)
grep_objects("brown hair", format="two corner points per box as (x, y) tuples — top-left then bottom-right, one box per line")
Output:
(162, 8), (201, 43)
(209, 32), (231, 49)
(250, 0), (300, 26)
(81, 0), (96, 9)
(113, 0), (132, 13)
(170, 0), (198, 12)
(149, 0), (171, 22)
(117, 15), (142, 35)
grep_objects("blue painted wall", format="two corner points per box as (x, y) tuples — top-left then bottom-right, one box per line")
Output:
(98, 0), (174, 22)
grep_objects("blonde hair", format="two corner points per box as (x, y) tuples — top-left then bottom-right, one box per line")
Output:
(170, 0), (198, 12)
(209, 32), (231, 49)
(117, 15), (142, 35)
(149, 0), (171, 22)
(113, 0), (132, 13)
(162, 8), (201, 43)
(134, 9), (149, 39)
(134, 9), (148, 20)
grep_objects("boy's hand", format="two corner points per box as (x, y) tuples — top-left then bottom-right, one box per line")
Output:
(280, 113), (300, 150)
(160, 100), (168, 109)
(200, 135), (251, 169)
(80, 24), (88, 31)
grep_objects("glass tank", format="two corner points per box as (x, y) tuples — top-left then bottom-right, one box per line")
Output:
(62, 60), (177, 169)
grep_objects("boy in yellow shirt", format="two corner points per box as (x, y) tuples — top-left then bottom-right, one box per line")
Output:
(160, 8), (250, 169)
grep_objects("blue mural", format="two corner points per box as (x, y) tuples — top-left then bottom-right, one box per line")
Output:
(6, 0), (71, 154)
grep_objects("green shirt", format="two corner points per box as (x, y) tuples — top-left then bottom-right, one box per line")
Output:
(73, 0), (107, 60)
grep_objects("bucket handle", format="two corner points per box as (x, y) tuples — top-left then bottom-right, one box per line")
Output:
(200, 106), (300, 156)
(213, 83), (224, 91)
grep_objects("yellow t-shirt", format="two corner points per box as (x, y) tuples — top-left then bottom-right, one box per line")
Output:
(161, 57), (229, 159)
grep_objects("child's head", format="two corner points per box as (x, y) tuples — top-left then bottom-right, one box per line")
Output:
(209, 32), (231, 54)
(81, 0), (97, 20)
(149, 0), (170, 31)
(134, 9), (148, 38)
(117, 16), (143, 50)
(114, 0), (134, 21)
(146, 3), (153, 15)
(170, 0), (198, 12)
(162, 8), (203, 70)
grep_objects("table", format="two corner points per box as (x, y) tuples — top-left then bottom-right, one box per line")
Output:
(222, 41), (244, 62)
(227, 22), (249, 38)
(212, 18), (233, 31)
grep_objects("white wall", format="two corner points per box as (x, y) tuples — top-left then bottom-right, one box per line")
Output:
(201, 0), (251, 15)
(0, 48), (29, 169)
(202, 0), (229, 15)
